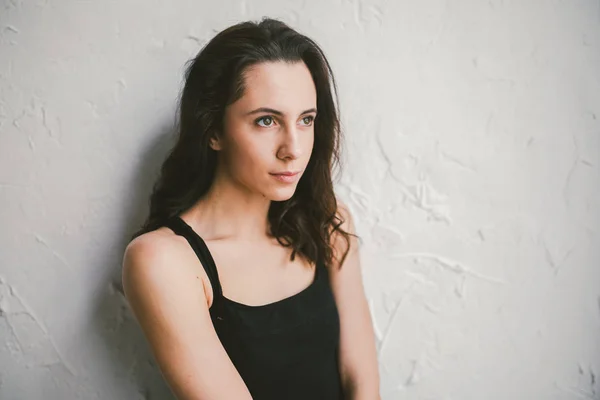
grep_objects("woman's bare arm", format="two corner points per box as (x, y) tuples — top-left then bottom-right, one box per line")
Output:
(328, 200), (381, 400)
(122, 233), (252, 400)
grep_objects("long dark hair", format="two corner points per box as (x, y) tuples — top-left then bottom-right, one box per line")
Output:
(131, 17), (356, 269)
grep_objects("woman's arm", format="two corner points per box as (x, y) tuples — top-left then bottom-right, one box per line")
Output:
(328, 200), (381, 400)
(122, 233), (253, 400)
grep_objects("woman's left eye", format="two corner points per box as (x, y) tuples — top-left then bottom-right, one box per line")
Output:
(301, 116), (315, 126)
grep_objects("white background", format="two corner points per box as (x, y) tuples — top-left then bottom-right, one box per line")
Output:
(1, 0), (599, 399)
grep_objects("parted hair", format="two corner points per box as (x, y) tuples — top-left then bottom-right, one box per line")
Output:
(131, 17), (355, 269)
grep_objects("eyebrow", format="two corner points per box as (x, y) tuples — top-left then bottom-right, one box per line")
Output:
(245, 107), (317, 117)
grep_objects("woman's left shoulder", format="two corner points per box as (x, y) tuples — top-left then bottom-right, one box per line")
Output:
(335, 198), (355, 232)
(325, 197), (359, 274)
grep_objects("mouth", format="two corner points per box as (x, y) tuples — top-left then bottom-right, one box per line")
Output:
(270, 171), (301, 176)
(269, 170), (301, 183)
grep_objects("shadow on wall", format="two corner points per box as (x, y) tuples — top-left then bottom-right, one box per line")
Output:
(90, 120), (178, 399)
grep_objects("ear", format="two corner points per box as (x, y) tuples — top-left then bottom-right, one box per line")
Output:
(209, 134), (223, 151)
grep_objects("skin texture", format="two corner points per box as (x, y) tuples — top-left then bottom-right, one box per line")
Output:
(122, 61), (380, 399)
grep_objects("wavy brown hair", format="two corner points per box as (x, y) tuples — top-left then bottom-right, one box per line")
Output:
(131, 17), (357, 269)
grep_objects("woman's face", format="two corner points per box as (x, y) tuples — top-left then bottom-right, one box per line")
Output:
(214, 61), (317, 201)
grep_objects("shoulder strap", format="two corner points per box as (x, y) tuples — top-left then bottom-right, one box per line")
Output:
(163, 216), (223, 299)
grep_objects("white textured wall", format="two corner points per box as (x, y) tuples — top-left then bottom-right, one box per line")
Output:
(1, 0), (599, 399)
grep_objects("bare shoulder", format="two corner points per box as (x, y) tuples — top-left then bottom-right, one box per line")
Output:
(123, 228), (186, 285)
(120, 228), (252, 398)
(335, 198), (355, 233)
(328, 197), (359, 272)
(122, 227), (212, 310)
(123, 228), (177, 272)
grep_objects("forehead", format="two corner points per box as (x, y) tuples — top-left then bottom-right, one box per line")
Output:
(234, 61), (317, 113)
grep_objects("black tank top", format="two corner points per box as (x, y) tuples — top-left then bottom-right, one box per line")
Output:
(163, 216), (344, 399)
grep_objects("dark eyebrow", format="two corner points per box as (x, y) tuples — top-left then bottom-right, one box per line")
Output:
(245, 107), (317, 117)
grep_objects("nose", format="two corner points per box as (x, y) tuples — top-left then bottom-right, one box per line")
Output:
(276, 125), (302, 161)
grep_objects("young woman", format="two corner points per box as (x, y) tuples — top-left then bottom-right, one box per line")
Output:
(122, 17), (380, 400)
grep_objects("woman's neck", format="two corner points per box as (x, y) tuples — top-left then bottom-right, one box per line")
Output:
(185, 177), (272, 241)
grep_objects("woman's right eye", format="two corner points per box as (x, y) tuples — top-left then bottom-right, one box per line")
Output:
(256, 116), (275, 127)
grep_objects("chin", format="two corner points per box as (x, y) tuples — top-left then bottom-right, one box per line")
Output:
(268, 186), (298, 202)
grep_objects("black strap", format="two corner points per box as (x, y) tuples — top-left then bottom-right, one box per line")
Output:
(164, 216), (223, 299)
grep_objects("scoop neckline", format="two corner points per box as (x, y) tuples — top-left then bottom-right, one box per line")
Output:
(219, 261), (321, 310)
(171, 215), (323, 311)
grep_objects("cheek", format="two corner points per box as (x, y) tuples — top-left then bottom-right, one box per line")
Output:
(303, 132), (315, 157)
(227, 135), (272, 175)
(308, 132), (315, 150)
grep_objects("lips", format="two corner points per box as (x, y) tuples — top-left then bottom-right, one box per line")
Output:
(270, 171), (301, 176)
(269, 170), (301, 183)
(271, 171), (299, 176)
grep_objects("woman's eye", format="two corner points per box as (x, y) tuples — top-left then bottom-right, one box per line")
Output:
(256, 116), (275, 127)
(256, 115), (314, 128)
(301, 116), (315, 126)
